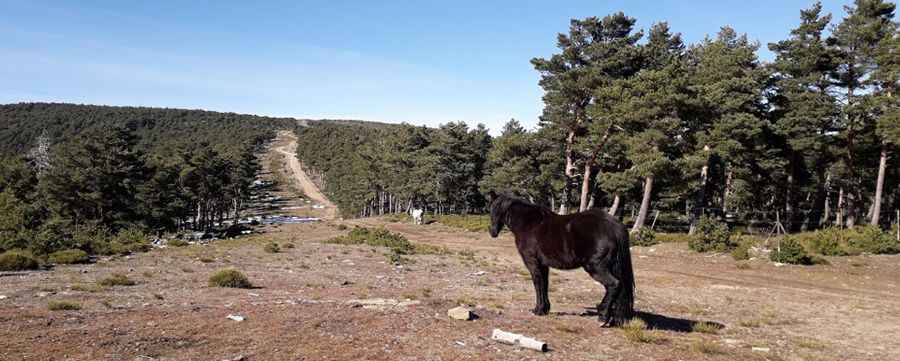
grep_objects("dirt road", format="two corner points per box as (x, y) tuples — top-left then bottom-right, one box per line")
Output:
(273, 130), (337, 219)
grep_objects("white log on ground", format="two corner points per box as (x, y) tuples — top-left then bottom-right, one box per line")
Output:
(491, 329), (548, 352)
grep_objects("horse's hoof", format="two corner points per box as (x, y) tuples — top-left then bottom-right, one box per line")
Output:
(531, 308), (549, 316)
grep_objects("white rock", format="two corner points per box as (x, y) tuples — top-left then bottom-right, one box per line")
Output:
(448, 306), (474, 320)
(752, 347), (770, 352)
(226, 314), (245, 322)
(0, 295), (7, 300)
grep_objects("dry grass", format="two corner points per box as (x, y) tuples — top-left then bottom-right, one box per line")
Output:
(621, 319), (665, 344)
(71, 283), (104, 293)
(692, 321), (720, 334)
(690, 339), (725, 354)
(48, 300), (82, 311)
(98, 274), (136, 287)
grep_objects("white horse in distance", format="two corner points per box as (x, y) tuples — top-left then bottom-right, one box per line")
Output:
(410, 208), (424, 225)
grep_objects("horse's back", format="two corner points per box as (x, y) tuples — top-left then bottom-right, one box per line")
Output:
(533, 209), (626, 269)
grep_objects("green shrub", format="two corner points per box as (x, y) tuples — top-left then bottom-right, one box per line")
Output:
(98, 273), (136, 286)
(112, 227), (151, 253)
(208, 268), (253, 288)
(631, 227), (658, 247)
(655, 233), (693, 243)
(48, 249), (90, 264)
(770, 237), (814, 265)
(48, 300), (81, 311)
(167, 239), (189, 247)
(845, 225), (900, 255)
(689, 216), (735, 253)
(263, 242), (280, 253)
(801, 228), (848, 256)
(386, 250), (412, 265)
(435, 215), (492, 233)
(730, 235), (758, 261)
(326, 227), (414, 255)
(0, 251), (40, 271)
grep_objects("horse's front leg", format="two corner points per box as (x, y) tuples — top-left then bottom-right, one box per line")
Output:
(525, 261), (550, 316)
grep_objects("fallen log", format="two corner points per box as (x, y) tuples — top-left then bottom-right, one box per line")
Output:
(491, 328), (548, 352)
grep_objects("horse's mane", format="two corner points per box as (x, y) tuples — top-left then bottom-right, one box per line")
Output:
(496, 193), (555, 218)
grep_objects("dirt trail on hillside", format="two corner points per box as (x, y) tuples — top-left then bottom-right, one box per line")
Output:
(274, 130), (337, 219)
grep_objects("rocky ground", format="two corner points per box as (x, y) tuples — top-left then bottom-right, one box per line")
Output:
(1, 133), (898, 361)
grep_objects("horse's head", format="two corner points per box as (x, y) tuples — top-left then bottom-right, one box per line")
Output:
(487, 191), (504, 238)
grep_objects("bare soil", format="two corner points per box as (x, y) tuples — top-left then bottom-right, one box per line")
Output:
(2, 132), (899, 361)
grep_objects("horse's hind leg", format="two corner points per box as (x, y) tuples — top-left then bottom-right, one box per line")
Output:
(525, 260), (550, 316)
(584, 254), (619, 327)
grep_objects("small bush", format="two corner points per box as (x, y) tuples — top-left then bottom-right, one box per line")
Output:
(730, 236), (757, 261)
(846, 225), (900, 255)
(48, 300), (81, 311)
(802, 228), (848, 256)
(48, 249), (90, 264)
(98, 273), (136, 287)
(387, 250), (412, 265)
(690, 339), (724, 355)
(689, 216), (735, 253)
(326, 227), (414, 255)
(621, 319), (663, 343)
(71, 283), (103, 292)
(0, 251), (40, 271)
(631, 228), (658, 247)
(167, 239), (189, 247)
(263, 242), (280, 253)
(208, 268), (252, 288)
(692, 321), (720, 334)
(770, 237), (814, 265)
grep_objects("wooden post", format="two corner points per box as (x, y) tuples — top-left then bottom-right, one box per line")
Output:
(650, 210), (660, 230)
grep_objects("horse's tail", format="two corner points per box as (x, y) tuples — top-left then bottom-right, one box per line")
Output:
(609, 228), (635, 326)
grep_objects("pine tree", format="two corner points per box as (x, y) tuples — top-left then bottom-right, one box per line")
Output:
(685, 27), (770, 231)
(829, 0), (897, 226)
(41, 127), (146, 230)
(532, 14), (641, 213)
(768, 1), (841, 229)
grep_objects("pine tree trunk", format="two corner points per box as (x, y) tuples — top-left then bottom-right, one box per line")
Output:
(579, 163), (592, 212)
(631, 176), (654, 233)
(871, 142), (888, 226)
(822, 172), (832, 227)
(691, 145), (711, 234)
(836, 187), (845, 227)
(560, 130), (577, 215)
(608, 194), (620, 216)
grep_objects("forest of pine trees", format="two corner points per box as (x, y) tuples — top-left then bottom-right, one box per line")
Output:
(0, 103), (296, 255)
(295, 1), (900, 233)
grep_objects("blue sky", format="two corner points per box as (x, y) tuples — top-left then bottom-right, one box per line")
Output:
(1, 0), (853, 133)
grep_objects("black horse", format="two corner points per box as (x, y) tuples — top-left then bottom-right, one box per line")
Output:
(488, 192), (635, 326)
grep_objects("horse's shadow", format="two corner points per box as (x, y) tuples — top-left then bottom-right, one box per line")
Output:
(556, 308), (725, 333)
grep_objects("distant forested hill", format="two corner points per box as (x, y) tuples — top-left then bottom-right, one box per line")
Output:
(0, 102), (299, 154)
